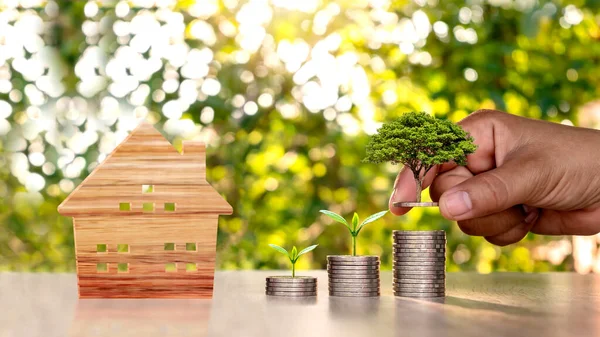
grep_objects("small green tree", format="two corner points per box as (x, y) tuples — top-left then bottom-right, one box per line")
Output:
(319, 210), (388, 256)
(268, 244), (318, 277)
(363, 112), (477, 203)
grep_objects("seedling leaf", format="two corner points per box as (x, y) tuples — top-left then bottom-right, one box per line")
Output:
(352, 212), (359, 231)
(320, 210), (352, 232)
(297, 244), (318, 257)
(290, 246), (298, 262)
(319, 210), (348, 225)
(356, 210), (388, 234)
(268, 244), (289, 256)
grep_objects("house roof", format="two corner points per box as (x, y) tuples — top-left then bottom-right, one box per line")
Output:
(57, 121), (233, 217)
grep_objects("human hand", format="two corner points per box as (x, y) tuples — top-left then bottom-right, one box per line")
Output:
(389, 110), (600, 245)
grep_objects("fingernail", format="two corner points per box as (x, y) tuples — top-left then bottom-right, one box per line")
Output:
(443, 191), (472, 217)
(524, 209), (539, 224)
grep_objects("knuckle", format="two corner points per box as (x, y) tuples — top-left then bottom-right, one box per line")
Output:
(457, 219), (481, 236)
(475, 172), (511, 211)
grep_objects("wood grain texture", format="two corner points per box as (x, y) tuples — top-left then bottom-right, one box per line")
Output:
(58, 121), (232, 216)
(57, 121), (231, 298)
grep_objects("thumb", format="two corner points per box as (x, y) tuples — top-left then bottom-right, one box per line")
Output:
(438, 159), (537, 220)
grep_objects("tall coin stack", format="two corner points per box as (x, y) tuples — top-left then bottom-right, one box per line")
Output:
(265, 276), (317, 297)
(327, 256), (380, 297)
(392, 230), (446, 298)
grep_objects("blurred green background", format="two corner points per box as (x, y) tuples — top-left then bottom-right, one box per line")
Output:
(1, 0), (599, 274)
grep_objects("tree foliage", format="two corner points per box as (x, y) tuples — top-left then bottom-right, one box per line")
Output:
(364, 112), (477, 201)
(0, 0), (595, 274)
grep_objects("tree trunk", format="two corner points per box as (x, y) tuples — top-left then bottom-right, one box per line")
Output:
(415, 178), (422, 203)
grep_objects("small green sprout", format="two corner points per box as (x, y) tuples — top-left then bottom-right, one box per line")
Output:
(319, 210), (388, 256)
(268, 244), (318, 277)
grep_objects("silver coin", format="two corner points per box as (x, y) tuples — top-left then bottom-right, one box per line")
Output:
(329, 288), (379, 294)
(329, 291), (380, 297)
(393, 270), (445, 275)
(328, 273), (379, 279)
(266, 291), (317, 296)
(394, 264), (445, 269)
(394, 277), (445, 282)
(393, 272), (445, 279)
(394, 278), (445, 284)
(393, 247), (446, 252)
(393, 244), (446, 248)
(266, 285), (317, 291)
(327, 264), (379, 270)
(329, 285), (380, 291)
(394, 235), (446, 240)
(393, 230), (445, 235)
(266, 283), (317, 289)
(393, 239), (446, 244)
(393, 281), (445, 287)
(394, 201), (439, 207)
(394, 237), (446, 242)
(266, 276), (317, 283)
(393, 241), (446, 246)
(394, 251), (446, 257)
(393, 251), (445, 255)
(392, 273), (445, 279)
(392, 232), (446, 240)
(393, 266), (445, 271)
(329, 277), (379, 285)
(394, 292), (445, 298)
(393, 239), (445, 244)
(393, 259), (446, 264)
(393, 272), (445, 277)
(327, 261), (380, 267)
(328, 269), (379, 275)
(393, 288), (445, 294)
(327, 262), (380, 267)
(329, 282), (380, 287)
(394, 288), (445, 293)
(394, 261), (445, 266)
(392, 252), (446, 261)
(394, 288), (445, 292)
(393, 265), (445, 270)
(327, 256), (379, 262)
(393, 290), (445, 296)
(393, 237), (446, 241)
(394, 258), (446, 262)
(394, 249), (446, 254)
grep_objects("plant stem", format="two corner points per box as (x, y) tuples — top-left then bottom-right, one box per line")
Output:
(352, 235), (357, 256)
(292, 262), (295, 277)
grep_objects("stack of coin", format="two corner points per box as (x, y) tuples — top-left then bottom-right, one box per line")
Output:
(265, 276), (317, 297)
(327, 256), (380, 297)
(392, 230), (446, 298)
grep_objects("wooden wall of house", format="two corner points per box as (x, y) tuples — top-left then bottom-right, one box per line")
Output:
(73, 214), (219, 299)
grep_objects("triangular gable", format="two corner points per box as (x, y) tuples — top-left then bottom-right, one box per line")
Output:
(58, 121), (233, 216)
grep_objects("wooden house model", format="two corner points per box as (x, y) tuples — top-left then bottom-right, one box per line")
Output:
(58, 121), (232, 298)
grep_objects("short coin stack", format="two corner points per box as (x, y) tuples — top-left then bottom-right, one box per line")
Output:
(392, 230), (446, 298)
(265, 276), (317, 297)
(327, 256), (380, 297)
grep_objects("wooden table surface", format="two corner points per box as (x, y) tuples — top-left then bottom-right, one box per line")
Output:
(2, 271), (600, 337)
